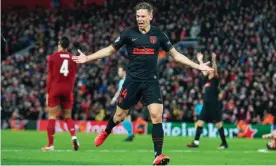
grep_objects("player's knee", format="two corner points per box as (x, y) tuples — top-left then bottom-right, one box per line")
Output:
(48, 114), (56, 119)
(215, 122), (222, 128)
(197, 120), (204, 127)
(148, 104), (163, 123)
(47, 106), (58, 119)
(63, 110), (72, 119)
(150, 112), (162, 123)
(114, 110), (128, 123)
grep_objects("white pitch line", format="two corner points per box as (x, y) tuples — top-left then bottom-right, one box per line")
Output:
(2, 149), (274, 153)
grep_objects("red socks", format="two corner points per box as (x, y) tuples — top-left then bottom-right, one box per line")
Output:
(65, 118), (76, 137)
(47, 119), (56, 146)
(47, 118), (76, 146)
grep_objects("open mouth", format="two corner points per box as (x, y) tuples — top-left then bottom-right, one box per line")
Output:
(138, 22), (144, 26)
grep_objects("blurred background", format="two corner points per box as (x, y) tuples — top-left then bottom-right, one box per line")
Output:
(1, 0), (276, 136)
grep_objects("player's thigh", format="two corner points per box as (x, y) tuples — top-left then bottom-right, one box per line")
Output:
(114, 106), (129, 120)
(212, 103), (222, 123)
(148, 104), (163, 117)
(148, 103), (163, 123)
(60, 93), (73, 110)
(47, 106), (59, 118)
(141, 81), (162, 107)
(198, 104), (210, 122)
(63, 109), (72, 119)
(48, 93), (61, 108)
(117, 80), (142, 110)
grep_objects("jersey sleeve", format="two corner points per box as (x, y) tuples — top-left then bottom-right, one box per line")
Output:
(111, 30), (128, 51)
(118, 79), (125, 89)
(46, 56), (53, 93)
(160, 31), (173, 52)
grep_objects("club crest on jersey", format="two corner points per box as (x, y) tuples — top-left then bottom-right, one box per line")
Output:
(150, 36), (157, 44)
(205, 82), (211, 87)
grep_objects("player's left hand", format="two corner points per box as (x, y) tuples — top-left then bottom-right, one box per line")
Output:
(110, 100), (115, 105)
(110, 97), (116, 105)
(72, 49), (88, 63)
(198, 61), (214, 72)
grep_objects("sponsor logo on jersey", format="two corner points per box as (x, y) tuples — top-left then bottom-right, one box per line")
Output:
(133, 47), (155, 55)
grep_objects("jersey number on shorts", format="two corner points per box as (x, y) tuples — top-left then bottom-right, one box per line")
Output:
(121, 89), (128, 98)
(60, 59), (69, 76)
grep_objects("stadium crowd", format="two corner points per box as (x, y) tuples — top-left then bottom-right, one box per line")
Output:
(1, 0), (276, 124)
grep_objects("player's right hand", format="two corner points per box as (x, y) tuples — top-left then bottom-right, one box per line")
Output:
(198, 61), (214, 72)
(72, 49), (88, 63)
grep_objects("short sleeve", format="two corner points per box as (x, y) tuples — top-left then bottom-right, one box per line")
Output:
(118, 79), (125, 89)
(111, 30), (128, 51)
(160, 31), (173, 52)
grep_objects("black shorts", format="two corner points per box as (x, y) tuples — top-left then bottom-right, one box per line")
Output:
(199, 101), (222, 123)
(117, 79), (162, 110)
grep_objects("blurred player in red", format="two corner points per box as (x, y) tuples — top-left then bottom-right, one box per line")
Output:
(41, 37), (79, 151)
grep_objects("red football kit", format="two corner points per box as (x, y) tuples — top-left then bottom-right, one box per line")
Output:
(46, 51), (77, 109)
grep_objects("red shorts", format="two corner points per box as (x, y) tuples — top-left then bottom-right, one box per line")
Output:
(48, 93), (73, 109)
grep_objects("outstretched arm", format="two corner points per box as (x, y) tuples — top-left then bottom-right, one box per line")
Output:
(73, 31), (128, 63)
(196, 52), (208, 76)
(72, 45), (116, 63)
(168, 48), (213, 72)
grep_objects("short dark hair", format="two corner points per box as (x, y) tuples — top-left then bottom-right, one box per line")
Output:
(135, 2), (153, 13)
(59, 36), (70, 49)
(118, 63), (127, 71)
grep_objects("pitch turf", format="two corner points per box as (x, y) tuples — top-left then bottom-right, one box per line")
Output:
(1, 130), (276, 165)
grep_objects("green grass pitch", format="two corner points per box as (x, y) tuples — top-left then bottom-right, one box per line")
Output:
(1, 130), (276, 165)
